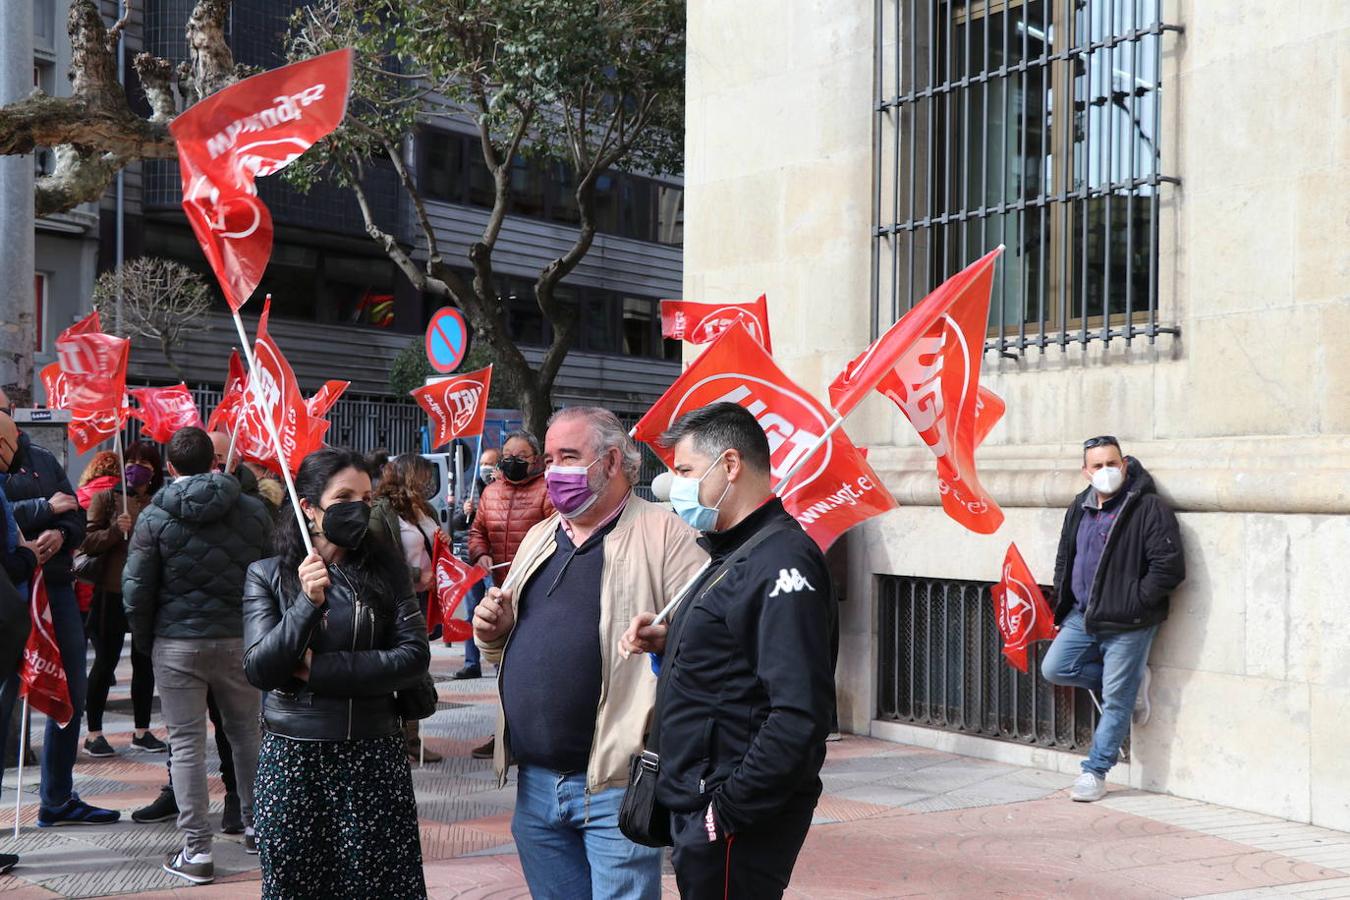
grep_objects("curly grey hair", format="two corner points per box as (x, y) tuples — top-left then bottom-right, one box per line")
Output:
(547, 406), (642, 483)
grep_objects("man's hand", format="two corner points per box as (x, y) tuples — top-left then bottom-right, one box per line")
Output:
(619, 611), (668, 659)
(20, 534), (50, 566)
(472, 586), (515, 643)
(47, 493), (77, 515)
(34, 529), (63, 560)
(298, 552), (330, 606)
(476, 555), (494, 573)
(462, 499), (475, 517)
(116, 513), (133, 537)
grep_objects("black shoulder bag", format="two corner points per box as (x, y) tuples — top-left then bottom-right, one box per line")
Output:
(618, 525), (778, 848)
(390, 518), (440, 721)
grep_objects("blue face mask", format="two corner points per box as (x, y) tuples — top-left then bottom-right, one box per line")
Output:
(668, 455), (731, 533)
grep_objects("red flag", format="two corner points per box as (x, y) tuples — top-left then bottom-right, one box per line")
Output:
(411, 366), (493, 448)
(234, 301), (323, 475)
(428, 530), (482, 645)
(829, 248), (1005, 534)
(991, 543), (1058, 673)
(130, 384), (204, 443)
(46, 313), (131, 454)
(39, 363), (116, 455)
(305, 380), (350, 418)
(169, 49), (354, 311)
(206, 351), (248, 434)
(661, 295), (772, 352)
(19, 573), (73, 728)
(634, 321), (895, 550)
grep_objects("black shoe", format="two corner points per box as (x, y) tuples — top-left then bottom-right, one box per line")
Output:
(450, 665), (482, 681)
(220, 793), (243, 835)
(131, 732), (168, 753)
(470, 737), (495, 760)
(244, 828), (258, 855)
(82, 735), (116, 758)
(0, 853), (16, 875)
(132, 786), (179, 824)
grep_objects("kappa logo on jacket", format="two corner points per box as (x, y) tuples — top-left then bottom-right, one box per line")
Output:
(769, 568), (815, 597)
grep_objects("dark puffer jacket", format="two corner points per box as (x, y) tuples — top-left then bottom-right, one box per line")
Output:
(122, 473), (272, 650)
(467, 472), (553, 568)
(1052, 456), (1186, 634)
(3, 432), (86, 586)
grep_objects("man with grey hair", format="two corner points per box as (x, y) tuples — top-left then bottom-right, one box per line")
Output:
(473, 406), (707, 899)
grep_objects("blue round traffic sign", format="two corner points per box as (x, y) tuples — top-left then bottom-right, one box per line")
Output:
(425, 307), (469, 374)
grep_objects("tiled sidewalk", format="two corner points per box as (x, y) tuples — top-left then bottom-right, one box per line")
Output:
(2, 644), (1347, 899)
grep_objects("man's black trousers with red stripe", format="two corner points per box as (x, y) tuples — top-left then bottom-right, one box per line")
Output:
(670, 805), (813, 899)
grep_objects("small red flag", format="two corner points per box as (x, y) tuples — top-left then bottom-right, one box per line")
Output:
(40, 362), (122, 454)
(991, 543), (1058, 673)
(46, 313), (131, 454)
(20, 573), (73, 728)
(427, 530), (483, 645)
(411, 366), (492, 448)
(233, 301), (324, 475)
(130, 384), (204, 443)
(660, 295), (772, 352)
(305, 380), (350, 418)
(170, 49), (354, 311)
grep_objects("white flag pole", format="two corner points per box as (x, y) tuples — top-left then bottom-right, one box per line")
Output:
(13, 697), (28, 838)
(772, 413), (849, 494)
(469, 433), (484, 503)
(113, 427), (129, 516)
(224, 415), (241, 473)
(230, 305), (314, 556)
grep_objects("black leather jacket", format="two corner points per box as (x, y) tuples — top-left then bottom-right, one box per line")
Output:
(242, 557), (430, 741)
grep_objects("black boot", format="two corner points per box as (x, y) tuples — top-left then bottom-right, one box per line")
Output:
(220, 793), (243, 834)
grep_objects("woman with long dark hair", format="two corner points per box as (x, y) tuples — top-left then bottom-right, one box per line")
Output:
(242, 447), (429, 899)
(80, 441), (167, 757)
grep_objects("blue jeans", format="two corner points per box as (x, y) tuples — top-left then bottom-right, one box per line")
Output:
(1041, 610), (1158, 776)
(512, 765), (662, 900)
(463, 578), (487, 668)
(0, 581), (88, 809)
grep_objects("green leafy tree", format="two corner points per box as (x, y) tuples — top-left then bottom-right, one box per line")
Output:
(389, 336), (519, 411)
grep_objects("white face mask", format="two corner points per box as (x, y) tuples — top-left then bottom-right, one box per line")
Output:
(1090, 465), (1125, 495)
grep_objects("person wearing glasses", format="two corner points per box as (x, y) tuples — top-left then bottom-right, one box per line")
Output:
(1042, 435), (1185, 802)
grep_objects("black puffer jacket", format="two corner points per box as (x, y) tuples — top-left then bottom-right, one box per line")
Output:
(655, 499), (836, 836)
(3, 432), (85, 586)
(122, 473), (272, 650)
(242, 557), (430, 741)
(1052, 456), (1186, 634)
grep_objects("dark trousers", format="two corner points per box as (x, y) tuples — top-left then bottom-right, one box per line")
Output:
(671, 803), (813, 900)
(85, 589), (154, 731)
(166, 688), (238, 795)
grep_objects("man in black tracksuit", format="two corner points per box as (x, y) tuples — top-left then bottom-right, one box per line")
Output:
(622, 402), (836, 899)
(1041, 436), (1185, 803)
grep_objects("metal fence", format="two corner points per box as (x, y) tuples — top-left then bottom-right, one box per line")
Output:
(877, 574), (1114, 755)
(873, 0), (1182, 354)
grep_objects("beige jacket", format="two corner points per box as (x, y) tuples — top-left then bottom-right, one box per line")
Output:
(477, 494), (708, 793)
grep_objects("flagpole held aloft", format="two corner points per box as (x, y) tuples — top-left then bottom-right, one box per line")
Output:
(113, 426), (129, 517)
(772, 413), (849, 494)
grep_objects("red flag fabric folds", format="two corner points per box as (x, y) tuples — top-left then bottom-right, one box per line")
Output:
(426, 530), (483, 645)
(130, 384), (204, 443)
(169, 49), (354, 311)
(49, 312), (130, 454)
(39, 363), (120, 455)
(305, 380), (350, 419)
(20, 573), (73, 728)
(633, 322), (895, 550)
(206, 351), (248, 434)
(234, 301), (324, 475)
(829, 248), (1005, 534)
(411, 366), (493, 448)
(991, 542), (1058, 673)
(660, 295), (772, 352)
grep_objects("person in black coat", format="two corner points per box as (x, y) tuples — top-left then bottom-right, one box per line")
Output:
(621, 402), (836, 900)
(243, 447), (429, 899)
(1042, 436), (1185, 803)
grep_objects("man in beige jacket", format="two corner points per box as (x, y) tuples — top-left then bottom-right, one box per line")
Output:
(474, 406), (706, 900)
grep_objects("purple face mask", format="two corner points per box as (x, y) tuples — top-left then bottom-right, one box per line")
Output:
(545, 458), (602, 519)
(124, 464), (153, 490)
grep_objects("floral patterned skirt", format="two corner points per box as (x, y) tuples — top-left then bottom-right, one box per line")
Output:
(255, 731), (426, 899)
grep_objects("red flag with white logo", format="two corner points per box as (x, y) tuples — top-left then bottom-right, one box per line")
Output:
(39, 363), (121, 455)
(130, 384), (204, 443)
(47, 313), (130, 454)
(634, 321), (895, 549)
(206, 350), (248, 435)
(829, 248), (1005, 534)
(234, 301), (323, 475)
(411, 366), (493, 448)
(19, 573), (73, 728)
(305, 380), (350, 419)
(991, 542), (1058, 673)
(660, 295), (772, 352)
(427, 530), (481, 644)
(169, 49), (354, 311)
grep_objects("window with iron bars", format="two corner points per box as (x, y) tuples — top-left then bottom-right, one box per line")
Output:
(873, 0), (1182, 353)
(877, 575), (1116, 754)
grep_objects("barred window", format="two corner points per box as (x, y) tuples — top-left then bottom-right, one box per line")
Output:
(874, 0), (1182, 353)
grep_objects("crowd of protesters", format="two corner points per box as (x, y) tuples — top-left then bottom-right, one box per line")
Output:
(0, 386), (1182, 898)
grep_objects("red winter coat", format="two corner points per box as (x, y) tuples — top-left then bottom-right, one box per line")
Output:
(467, 473), (554, 570)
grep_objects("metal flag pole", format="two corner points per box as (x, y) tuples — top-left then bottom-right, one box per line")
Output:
(451, 440), (464, 542)
(230, 303), (314, 555)
(12, 697), (28, 838)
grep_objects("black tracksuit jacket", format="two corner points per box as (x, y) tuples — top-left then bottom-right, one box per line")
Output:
(1052, 456), (1186, 634)
(655, 498), (836, 835)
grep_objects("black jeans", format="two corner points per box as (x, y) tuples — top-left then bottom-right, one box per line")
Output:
(671, 802), (814, 899)
(85, 589), (154, 732)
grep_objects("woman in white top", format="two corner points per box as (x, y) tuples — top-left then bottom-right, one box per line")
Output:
(375, 453), (443, 763)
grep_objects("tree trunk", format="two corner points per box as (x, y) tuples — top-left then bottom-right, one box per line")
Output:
(517, 380), (552, 444)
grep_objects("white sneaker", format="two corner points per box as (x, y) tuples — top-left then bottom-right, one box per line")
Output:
(1133, 665), (1152, 727)
(1069, 772), (1107, 802)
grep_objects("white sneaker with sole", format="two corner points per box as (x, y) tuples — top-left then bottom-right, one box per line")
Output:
(1132, 665), (1152, 726)
(162, 848), (214, 885)
(1069, 771), (1107, 802)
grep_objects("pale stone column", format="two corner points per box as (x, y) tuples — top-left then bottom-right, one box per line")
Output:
(0, 0), (36, 403)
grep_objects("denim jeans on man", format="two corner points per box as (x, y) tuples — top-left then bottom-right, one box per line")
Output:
(0, 581), (88, 810)
(1040, 610), (1158, 775)
(462, 578), (487, 668)
(512, 765), (661, 900)
(152, 637), (260, 855)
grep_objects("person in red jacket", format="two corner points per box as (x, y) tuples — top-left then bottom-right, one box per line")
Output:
(461, 430), (552, 758)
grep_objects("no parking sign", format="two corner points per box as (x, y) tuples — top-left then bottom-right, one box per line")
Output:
(425, 307), (469, 374)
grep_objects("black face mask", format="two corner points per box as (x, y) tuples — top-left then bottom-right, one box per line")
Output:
(498, 456), (532, 483)
(316, 500), (371, 549)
